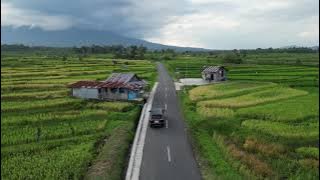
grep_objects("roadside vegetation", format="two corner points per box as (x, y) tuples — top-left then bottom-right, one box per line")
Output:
(1, 53), (156, 179)
(165, 53), (319, 179)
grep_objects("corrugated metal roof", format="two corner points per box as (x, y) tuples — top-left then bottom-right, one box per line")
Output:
(67, 73), (145, 90)
(67, 81), (104, 88)
(105, 73), (136, 83)
(202, 66), (224, 73)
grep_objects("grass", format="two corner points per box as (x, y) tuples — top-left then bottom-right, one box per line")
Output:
(1, 53), (156, 179)
(237, 93), (319, 122)
(86, 101), (134, 112)
(170, 54), (319, 179)
(296, 147), (319, 159)
(197, 107), (235, 119)
(194, 130), (245, 180)
(198, 86), (308, 108)
(189, 81), (276, 101)
(241, 120), (319, 139)
(84, 121), (135, 180)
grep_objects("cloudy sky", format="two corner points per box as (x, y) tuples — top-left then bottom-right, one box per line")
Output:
(1, 0), (319, 49)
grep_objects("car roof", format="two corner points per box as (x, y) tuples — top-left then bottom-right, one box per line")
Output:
(150, 108), (163, 115)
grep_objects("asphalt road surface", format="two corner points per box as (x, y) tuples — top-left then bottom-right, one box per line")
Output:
(140, 63), (201, 180)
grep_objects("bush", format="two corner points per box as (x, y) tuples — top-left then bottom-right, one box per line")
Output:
(295, 59), (302, 65)
(223, 53), (243, 64)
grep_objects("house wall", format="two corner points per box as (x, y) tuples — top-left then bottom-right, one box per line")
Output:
(201, 73), (206, 80)
(215, 69), (227, 81)
(72, 87), (142, 101)
(202, 69), (227, 81)
(72, 88), (99, 99)
(100, 88), (133, 100)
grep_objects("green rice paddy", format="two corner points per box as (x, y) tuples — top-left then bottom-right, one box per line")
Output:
(166, 55), (319, 179)
(1, 54), (156, 179)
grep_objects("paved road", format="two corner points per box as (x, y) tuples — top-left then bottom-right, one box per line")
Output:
(140, 63), (201, 180)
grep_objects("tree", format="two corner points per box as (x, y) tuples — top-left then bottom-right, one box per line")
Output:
(223, 53), (242, 64)
(62, 55), (67, 61)
(114, 45), (126, 59)
(127, 45), (138, 59)
(112, 45), (147, 60)
(295, 59), (302, 65)
(241, 50), (247, 57)
(137, 45), (147, 59)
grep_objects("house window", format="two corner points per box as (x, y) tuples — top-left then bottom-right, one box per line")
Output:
(111, 88), (117, 93)
(98, 89), (101, 93)
(119, 88), (125, 93)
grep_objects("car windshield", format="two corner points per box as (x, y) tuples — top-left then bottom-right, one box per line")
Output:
(152, 115), (162, 119)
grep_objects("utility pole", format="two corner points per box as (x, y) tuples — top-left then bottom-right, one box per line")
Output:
(185, 61), (188, 78)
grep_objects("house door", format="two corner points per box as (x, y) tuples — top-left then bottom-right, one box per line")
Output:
(128, 91), (137, 100)
(210, 74), (214, 80)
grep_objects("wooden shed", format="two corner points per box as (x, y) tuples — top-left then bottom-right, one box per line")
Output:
(201, 66), (227, 82)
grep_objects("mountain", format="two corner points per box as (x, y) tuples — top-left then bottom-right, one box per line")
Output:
(1, 26), (210, 52)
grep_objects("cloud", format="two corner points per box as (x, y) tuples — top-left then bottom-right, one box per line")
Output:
(1, 2), (74, 30)
(297, 15), (319, 44)
(299, 31), (318, 39)
(1, 0), (319, 49)
(1, 0), (191, 37)
(147, 12), (240, 48)
(148, 0), (319, 49)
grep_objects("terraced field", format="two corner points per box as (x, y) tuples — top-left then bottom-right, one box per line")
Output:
(165, 55), (319, 88)
(181, 82), (319, 179)
(244, 53), (319, 66)
(1, 54), (156, 179)
(168, 56), (319, 179)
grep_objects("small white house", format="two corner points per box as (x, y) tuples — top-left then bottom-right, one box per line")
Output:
(201, 66), (227, 82)
(72, 87), (100, 99)
(68, 73), (146, 101)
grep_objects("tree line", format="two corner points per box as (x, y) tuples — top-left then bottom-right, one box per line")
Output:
(2, 44), (318, 60)
(72, 45), (147, 59)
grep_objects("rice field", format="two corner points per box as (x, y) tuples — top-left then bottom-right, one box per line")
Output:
(173, 55), (319, 179)
(165, 55), (319, 87)
(189, 81), (277, 101)
(198, 86), (307, 108)
(237, 93), (319, 122)
(1, 53), (156, 179)
(241, 120), (319, 139)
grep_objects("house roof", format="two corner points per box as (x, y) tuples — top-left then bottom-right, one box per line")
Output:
(67, 73), (146, 90)
(67, 81), (104, 88)
(202, 66), (224, 73)
(105, 73), (137, 84)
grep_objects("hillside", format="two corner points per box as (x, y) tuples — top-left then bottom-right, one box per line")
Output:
(1, 26), (210, 52)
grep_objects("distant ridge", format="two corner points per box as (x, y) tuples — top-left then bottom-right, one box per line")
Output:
(1, 26), (211, 52)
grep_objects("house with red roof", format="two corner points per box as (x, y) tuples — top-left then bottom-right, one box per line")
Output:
(67, 73), (147, 101)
